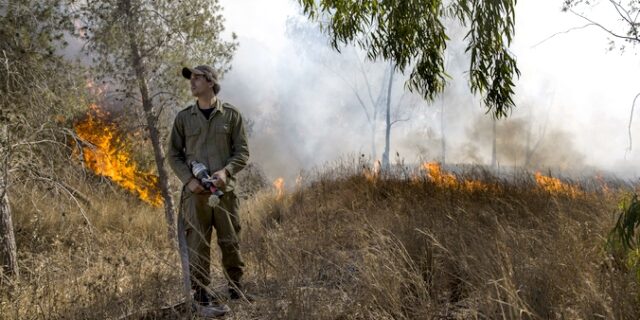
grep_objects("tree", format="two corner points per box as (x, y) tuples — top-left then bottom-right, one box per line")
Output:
(1, 0), (85, 281)
(286, 18), (417, 164)
(77, 0), (237, 241)
(561, 0), (639, 153)
(380, 63), (421, 169)
(297, 0), (520, 118)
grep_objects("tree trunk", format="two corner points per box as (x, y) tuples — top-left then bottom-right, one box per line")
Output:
(368, 66), (390, 160)
(1, 125), (18, 280)
(381, 64), (394, 170)
(491, 117), (497, 169)
(124, 0), (176, 242)
(370, 125), (376, 161)
(524, 108), (533, 168)
(440, 96), (446, 166)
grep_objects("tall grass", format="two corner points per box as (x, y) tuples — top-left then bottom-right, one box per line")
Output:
(1, 162), (638, 319)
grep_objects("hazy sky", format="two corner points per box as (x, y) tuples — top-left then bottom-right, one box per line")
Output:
(216, 0), (640, 180)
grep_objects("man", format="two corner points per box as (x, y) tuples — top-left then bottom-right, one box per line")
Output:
(168, 65), (251, 310)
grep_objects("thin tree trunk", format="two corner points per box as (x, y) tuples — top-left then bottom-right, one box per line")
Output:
(524, 107), (533, 168)
(370, 124), (377, 161)
(124, 0), (175, 242)
(1, 125), (18, 280)
(440, 96), (446, 166)
(491, 117), (497, 169)
(382, 64), (394, 170)
(369, 66), (390, 160)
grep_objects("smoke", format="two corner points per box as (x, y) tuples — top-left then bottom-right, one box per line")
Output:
(215, 3), (580, 181)
(38, 0), (605, 184)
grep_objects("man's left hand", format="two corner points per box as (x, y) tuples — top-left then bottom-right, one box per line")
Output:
(212, 169), (228, 189)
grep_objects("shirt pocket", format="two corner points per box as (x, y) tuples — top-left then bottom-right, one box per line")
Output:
(213, 124), (231, 150)
(184, 126), (201, 154)
(214, 124), (230, 134)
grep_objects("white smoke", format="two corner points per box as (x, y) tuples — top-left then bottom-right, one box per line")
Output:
(212, 0), (640, 182)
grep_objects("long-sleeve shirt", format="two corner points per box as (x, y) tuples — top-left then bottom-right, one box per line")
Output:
(167, 98), (249, 192)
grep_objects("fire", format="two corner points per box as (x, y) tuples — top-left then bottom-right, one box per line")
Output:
(422, 162), (491, 192)
(74, 104), (163, 206)
(364, 160), (381, 182)
(534, 172), (582, 198)
(273, 177), (285, 200)
(85, 79), (105, 97)
(595, 173), (612, 196)
(423, 162), (457, 189)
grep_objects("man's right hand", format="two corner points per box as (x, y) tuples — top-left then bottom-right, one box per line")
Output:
(187, 178), (206, 194)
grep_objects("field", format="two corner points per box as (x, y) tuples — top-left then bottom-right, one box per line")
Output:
(1, 162), (639, 319)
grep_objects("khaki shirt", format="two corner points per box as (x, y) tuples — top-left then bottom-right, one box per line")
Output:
(167, 98), (249, 192)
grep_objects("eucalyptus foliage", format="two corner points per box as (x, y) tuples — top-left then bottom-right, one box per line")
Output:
(298, 0), (520, 118)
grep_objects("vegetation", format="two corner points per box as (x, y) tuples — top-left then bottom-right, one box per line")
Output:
(76, 0), (238, 240)
(297, 0), (520, 118)
(0, 0), (86, 279)
(2, 1), (639, 319)
(1, 161), (638, 319)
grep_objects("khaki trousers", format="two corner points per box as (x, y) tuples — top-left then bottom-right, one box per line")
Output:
(179, 187), (244, 289)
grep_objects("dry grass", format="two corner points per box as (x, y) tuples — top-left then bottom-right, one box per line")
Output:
(1, 163), (639, 319)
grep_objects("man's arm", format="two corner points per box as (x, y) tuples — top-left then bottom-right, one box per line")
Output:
(223, 111), (250, 177)
(167, 115), (194, 185)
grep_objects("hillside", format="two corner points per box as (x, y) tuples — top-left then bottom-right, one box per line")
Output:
(1, 163), (638, 319)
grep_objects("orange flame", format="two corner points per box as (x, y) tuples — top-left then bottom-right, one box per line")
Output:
(534, 172), (582, 198)
(594, 173), (612, 196)
(364, 160), (381, 182)
(424, 162), (457, 189)
(422, 162), (491, 192)
(273, 177), (285, 200)
(85, 79), (105, 97)
(74, 104), (163, 206)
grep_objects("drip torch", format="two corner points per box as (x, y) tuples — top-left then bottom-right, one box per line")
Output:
(190, 160), (224, 207)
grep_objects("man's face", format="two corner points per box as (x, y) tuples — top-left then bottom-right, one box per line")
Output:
(189, 73), (211, 96)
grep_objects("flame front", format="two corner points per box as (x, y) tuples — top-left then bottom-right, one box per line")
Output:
(422, 162), (491, 192)
(74, 104), (163, 207)
(424, 162), (457, 189)
(273, 177), (285, 200)
(534, 172), (582, 198)
(364, 160), (381, 182)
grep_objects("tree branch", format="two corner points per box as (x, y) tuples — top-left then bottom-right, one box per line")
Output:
(609, 0), (634, 26)
(390, 117), (410, 126)
(571, 9), (640, 42)
(531, 23), (596, 48)
(20, 173), (94, 234)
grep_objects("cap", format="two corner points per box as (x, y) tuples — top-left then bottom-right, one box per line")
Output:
(182, 65), (220, 94)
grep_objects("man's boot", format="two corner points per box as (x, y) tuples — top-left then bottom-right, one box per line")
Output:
(228, 281), (256, 302)
(193, 286), (230, 317)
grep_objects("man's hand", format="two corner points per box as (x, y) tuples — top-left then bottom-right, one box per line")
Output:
(212, 169), (228, 189)
(187, 178), (206, 194)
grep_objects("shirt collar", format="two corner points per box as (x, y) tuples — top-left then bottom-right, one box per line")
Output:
(190, 97), (224, 116)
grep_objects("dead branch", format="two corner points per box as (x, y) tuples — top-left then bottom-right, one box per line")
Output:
(571, 9), (640, 43)
(531, 23), (596, 48)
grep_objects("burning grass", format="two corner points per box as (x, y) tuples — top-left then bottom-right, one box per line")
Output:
(74, 104), (163, 207)
(2, 162), (639, 319)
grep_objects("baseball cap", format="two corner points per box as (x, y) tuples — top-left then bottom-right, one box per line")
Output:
(182, 65), (220, 94)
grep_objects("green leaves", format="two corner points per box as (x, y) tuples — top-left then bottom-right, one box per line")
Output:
(298, 0), (519, 118)
(609, 194), (640, 251)
(78, 0), (237, 107)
